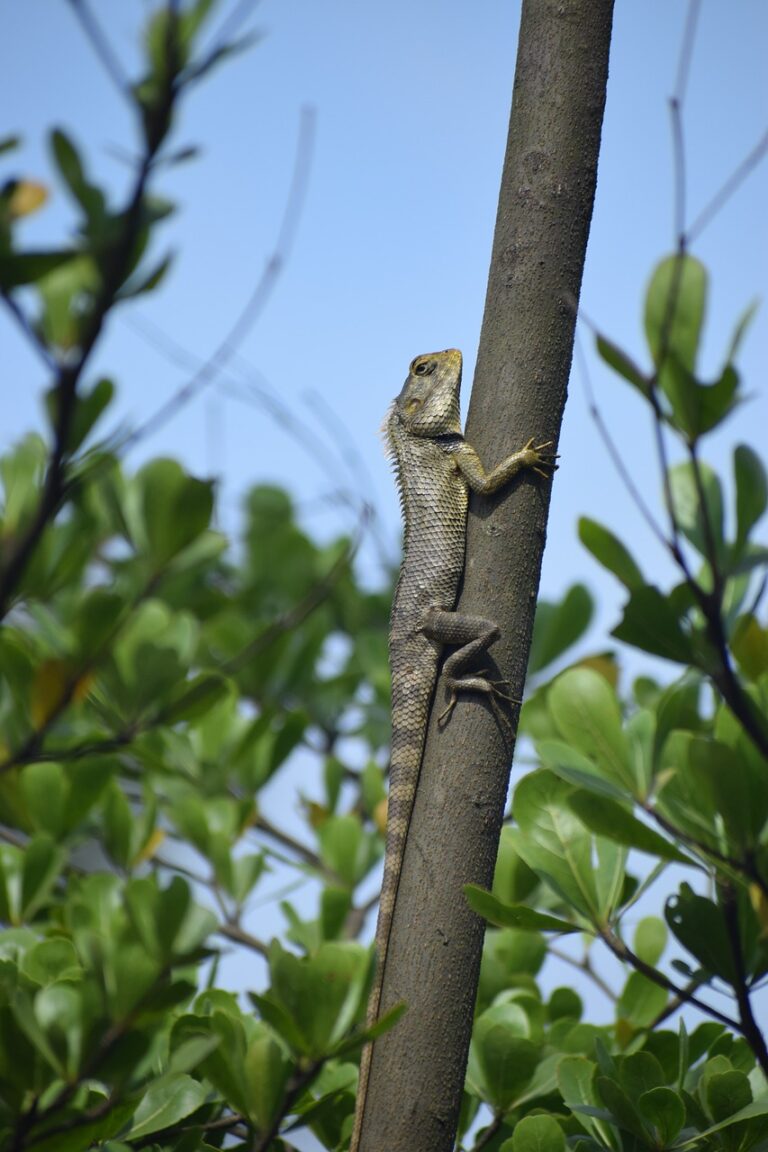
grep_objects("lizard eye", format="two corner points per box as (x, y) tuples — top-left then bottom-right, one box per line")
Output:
(413, 360), (435, 377)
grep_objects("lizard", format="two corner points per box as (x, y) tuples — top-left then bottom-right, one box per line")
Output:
(350, 347), (555, 1151)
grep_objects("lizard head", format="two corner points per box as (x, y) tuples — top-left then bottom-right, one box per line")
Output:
(395, 348), (463, 437)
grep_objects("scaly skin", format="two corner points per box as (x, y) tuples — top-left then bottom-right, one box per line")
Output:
(350, 349), (554, 1152)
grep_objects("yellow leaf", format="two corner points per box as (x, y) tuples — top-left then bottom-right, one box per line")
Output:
(8, 180), (48, 219)
(31, 660), (92, 729)
(577, 652), (620, 689)
(750, 883), (768, 938)
(732, 615), (768, 680)
(373, 797), (388, 837)
(133, 827), (166, 867)
(31, 659), (71, 728)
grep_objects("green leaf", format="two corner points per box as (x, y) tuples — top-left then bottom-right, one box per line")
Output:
(668, 461), (724, 562)
(634, 917), (667, 967)
(50, 129), (106, 224)
(45, 377), (114, 453)
(468, 1004), (539, 1109)
(318, 815), (371, 886)
(645, 254), (707, 374)
(567, 791), (694, 864)
(734, 444), (767, 547)
(529, 584), (594, 673)
(706, 1069), (752, 1123)
(596, 333), (651, 399)
(613, 585), (695, 664)
(117, 251), (173, 300)
(136, 458), (214, 566)
(579, 518), (644, 590)
(464, 886), (580, 935)
(126, 1072), (208, 1138)
(617, 973), (668, 1030)
(0, 249), (80, 291)
(548, 668), (635, 793)
(597, 1075), (650, 1140)
(511, 1114), (566, 1152)
(245, 1032), (293, 1129)
(267, 940), (369, 1057)
(509, 772), (600, 921)
(21, 836), (63, 920)
(638, 1086), (685, 1143)
(665, 884), (736, 984)
(537, 739), (626, 800)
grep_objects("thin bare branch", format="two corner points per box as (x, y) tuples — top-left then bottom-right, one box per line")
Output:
(67, 0), (131, 97)
(122, 106), (316, 452)
(689, 124), (768, 242)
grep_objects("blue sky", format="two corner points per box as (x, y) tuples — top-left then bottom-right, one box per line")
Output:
(3, 1), (766, 612)
(2, 0), (768, 1071)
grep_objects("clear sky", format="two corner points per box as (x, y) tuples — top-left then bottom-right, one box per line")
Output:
(2, 0), (768, 1104)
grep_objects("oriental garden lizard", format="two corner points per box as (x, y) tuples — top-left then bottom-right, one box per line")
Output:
(350, 348), (555, 1151)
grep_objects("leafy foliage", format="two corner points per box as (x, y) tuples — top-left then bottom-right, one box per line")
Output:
(0, 3), (766, 1150)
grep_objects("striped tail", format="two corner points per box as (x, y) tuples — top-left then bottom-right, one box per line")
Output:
(349, 702), (427, 1151)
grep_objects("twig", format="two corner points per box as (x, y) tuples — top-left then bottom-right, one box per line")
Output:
(689, 125), (768, 242)
(721, 879), (768, 1077)
(67, 0), (131, 97)
(121, 106), (316, 454)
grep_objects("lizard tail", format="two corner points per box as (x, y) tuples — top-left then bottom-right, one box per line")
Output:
(349, 730), (422, 1151)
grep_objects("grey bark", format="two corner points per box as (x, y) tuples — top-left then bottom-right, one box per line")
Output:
(361, 1), (614, 1149)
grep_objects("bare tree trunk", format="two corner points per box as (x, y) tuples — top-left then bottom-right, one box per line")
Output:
(359, 2), (614, 1149)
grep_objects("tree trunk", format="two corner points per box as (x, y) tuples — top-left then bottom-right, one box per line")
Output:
(359, 1), (614, 1149)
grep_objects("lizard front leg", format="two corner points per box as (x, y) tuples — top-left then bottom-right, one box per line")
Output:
(453, 437), (557, 493)
(422, 607), (514, 725)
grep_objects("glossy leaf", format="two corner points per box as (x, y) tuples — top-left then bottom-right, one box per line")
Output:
(126, 1072), (208, 1138)
(548, 668), (635, 792)
(465, 886), (580, 935)
(510, 1114), (566, 1152)
(567, 791), (694, 865)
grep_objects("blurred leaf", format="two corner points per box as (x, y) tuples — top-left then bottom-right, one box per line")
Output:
(669, 461), (724, 562)
(617, 972), (668, 1030)
(734, 444), (767, 548)
(45, 377), (114, 453)
(732, 614), (768, 680)
(596, 333), (651, 400)
(634, 917), (667, 967)
(529, 584), (593, 673)
(21, 836), (64, 920)
(6, 179), (48, 219)
(645, 254), (706, 374)
(579, 517), (644, 590)
(50, 129), (106, 224)
(137, 458), (214, 566)
(0, 249), (78, 291)
(613, 585), (695, 664)
(117, 251), (173, 300)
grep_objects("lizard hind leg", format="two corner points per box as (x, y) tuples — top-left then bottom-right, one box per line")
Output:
(422, 608), (519, 731)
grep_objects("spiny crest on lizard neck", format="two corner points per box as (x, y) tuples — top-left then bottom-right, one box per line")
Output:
(392, 348), (463, 439)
